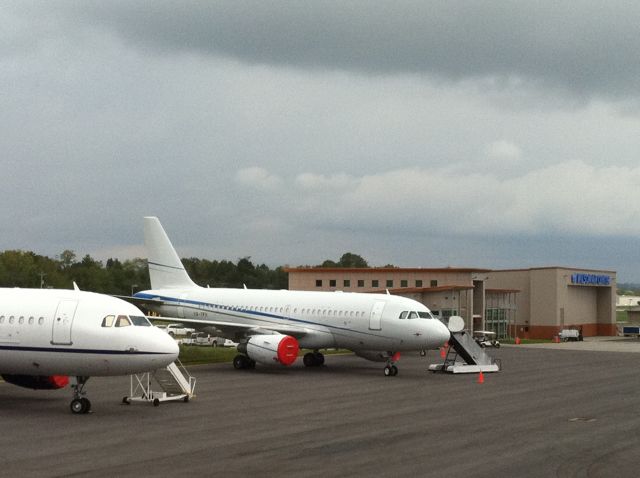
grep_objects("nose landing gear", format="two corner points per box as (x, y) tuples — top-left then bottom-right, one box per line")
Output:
(383, 352), (400, 376)
(69, 376), (91, 414)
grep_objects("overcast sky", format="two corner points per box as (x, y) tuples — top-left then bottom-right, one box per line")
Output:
(2, 1), (640, 282)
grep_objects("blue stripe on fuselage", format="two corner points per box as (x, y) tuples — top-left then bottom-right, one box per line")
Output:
(134, 292), (390, 339)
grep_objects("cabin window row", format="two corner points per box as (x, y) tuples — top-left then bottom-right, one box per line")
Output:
(215, 304), (367, 318)
(0, 315), (45, 325)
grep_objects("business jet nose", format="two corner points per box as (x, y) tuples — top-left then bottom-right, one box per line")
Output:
(432, 319), (451, 347)
(154, 328), (180, 363)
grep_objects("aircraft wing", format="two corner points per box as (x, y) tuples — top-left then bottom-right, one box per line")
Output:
(147, 315), (309, 340)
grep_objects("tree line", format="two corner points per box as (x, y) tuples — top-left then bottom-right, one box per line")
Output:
(0, 250), (373, 294)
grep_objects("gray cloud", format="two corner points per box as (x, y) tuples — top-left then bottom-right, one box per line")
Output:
(52, 1), (640, 99)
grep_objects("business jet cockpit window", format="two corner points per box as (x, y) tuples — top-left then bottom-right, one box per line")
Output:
(115, 315), (131, 327)
(399, 311), (436, 320)
(101, 315), (115, 327)
(130, 315), (151, 326)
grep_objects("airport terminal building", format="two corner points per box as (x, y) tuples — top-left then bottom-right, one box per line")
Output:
(286, 266), (616, 339)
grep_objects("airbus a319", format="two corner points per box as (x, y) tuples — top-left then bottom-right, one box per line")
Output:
(131, 217), (450, 376)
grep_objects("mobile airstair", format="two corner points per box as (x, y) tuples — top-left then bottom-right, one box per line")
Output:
(123, 359), (196, 406)
(429, 316), (501, 374)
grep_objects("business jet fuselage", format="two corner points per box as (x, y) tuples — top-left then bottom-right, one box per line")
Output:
(134, 217), (450, 376)
(0, 287), (179, 413)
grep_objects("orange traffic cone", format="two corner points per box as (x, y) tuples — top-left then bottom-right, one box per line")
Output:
(515, 337), (521, 345)
(477, 370), (485, 384)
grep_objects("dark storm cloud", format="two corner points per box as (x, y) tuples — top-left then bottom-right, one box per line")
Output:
(61, 0), (640, 98)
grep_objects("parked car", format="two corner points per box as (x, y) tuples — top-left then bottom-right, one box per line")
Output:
(183, 333), (227, 347)
(163, 323), (196, 337)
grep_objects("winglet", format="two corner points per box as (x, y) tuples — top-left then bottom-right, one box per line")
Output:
(144, 217), (197, 289)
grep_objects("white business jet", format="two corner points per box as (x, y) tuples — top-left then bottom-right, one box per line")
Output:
(0, 287), (178, 413)
(131, 217), (450, 376)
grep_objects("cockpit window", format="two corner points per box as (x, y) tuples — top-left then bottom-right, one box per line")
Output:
(130, 315), (151, 326)
(102, 315), (115, 327)
(407, 311), (418, 319)
(115, 315), (131, 327)
(417, 311), (435, 319)
(399, 311), (408, 319)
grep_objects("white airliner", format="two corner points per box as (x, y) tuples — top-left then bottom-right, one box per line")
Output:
(131, 217), (450, 376)
(0, 287), (179, 413)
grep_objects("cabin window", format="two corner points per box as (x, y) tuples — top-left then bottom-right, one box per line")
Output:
(0, 315), (4, 324)
(18, 316), (24, 324)
(102, 315), (115, 327)
(115, 315), (131, 327)
(38, 317), (44, 325)
(9, 316), (15, 324)
(130, 315), (151, 326)
(28, 316), (34, 325)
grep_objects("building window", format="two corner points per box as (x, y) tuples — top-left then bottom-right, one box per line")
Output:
(344, 279), (351, 287)
(386, 280), (394, 288)
(316, 279), (323, 287)
(415, 280), (423, 287)
(400, 280), (408, 287)
(329, 279), (337, 287)
(430, 280), (438, 287)
(357, 279), (364, 287)
(372, 280), (379, 288)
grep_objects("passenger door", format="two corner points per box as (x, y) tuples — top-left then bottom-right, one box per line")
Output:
(369, 301), (386, 331)
(51, 300), (78, 345)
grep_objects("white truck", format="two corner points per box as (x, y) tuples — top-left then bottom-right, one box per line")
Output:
(162, 323), (196, 337)
(183, 333), (226, 347)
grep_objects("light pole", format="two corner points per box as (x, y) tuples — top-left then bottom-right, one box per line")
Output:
(131, 284), (138, 296)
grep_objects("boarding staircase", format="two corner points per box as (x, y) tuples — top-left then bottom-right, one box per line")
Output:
(429, 317), (501, 374)
(124, 360), (196, 406)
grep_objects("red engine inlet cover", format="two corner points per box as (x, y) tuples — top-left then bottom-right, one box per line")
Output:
(49, 375), (70, 388)
(277, 335), (300, 366)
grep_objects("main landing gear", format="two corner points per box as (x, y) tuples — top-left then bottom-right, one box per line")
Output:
(303, 351), (324, 367)
(233, 354), (256, 370)
(69, 376), (91, 414)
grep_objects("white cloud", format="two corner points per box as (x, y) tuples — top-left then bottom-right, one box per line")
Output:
(239, 162), (640, 238)
(484, 140), (523, 164)
(235, 167), (283, 191)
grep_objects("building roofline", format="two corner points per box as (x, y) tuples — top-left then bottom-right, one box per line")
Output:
(490, 266), (616, 274)
(284, 267), (492, 274)
(369, 285), (475, 294)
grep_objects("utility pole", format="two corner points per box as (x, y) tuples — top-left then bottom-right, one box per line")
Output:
(39, 272), (46, 289)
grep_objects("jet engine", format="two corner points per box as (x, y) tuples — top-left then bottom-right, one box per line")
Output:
(2, 374), (69, 390)
(238, 334), (299, 366)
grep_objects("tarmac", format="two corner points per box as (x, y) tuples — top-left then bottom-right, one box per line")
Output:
(2, 339), (640, 477)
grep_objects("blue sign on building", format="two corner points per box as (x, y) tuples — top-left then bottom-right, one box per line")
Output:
(571, 273), (611, 286)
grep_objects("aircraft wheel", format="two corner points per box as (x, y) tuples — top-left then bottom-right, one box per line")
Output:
(391, 365), (398, 376)
(494, 342), (501, 348)
(122, 396), (130, 405)
(70, 398), (85, 414)
(81, 398), (92, 413)
(314, 352), (325, 366)
(303, 353), (315, 367)
(153, 398), (160, 407)
(419, 349), (427, 357)
(480, 343), (486, 348)
(233, 355), (246, 369)
(384, 365), (392, 377)
(183, 396), (190, 403)
(248, 359), (256, 369)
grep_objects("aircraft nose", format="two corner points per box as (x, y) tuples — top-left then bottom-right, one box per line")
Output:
(157, 329), (180, 362)
(432, 319), (451, 347)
